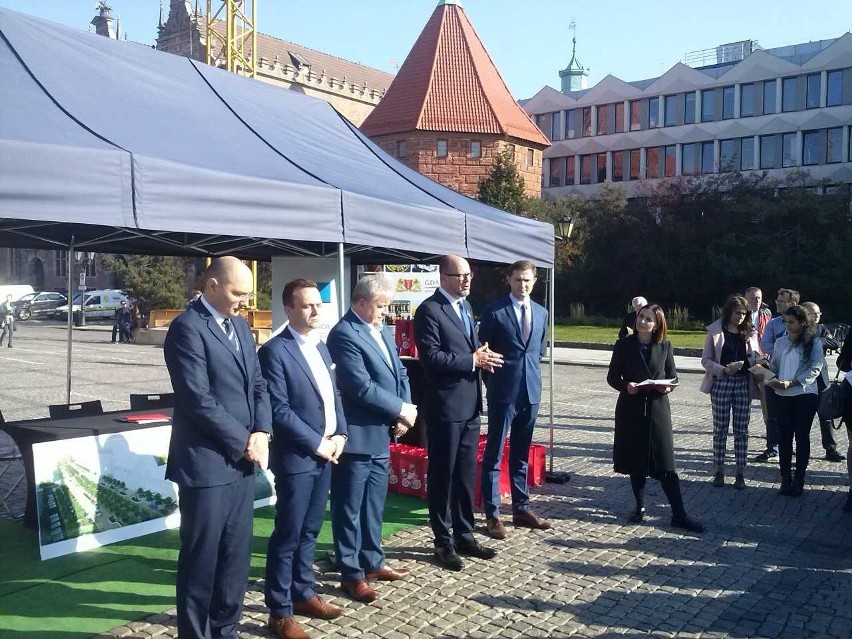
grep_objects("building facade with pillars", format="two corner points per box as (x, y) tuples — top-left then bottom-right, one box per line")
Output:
(155, 0), (394, 126)
(359, 0), (548, 199)
(524, 34), (852, 198)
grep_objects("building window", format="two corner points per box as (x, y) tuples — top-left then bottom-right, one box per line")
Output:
(760, 135), (777, 169)
(597, 153), (607, 182)
(648, 97), (659, 128)
(802, 130), (822, 165)
(526, 148), (535, 167)
(580, 155), (593, 184)
(827, 127), (843, 163)
(740, 83), (755, 117)
(628, 149), (641, 180)
(701, 89), (715, 122)
(506, 144), (516, 159)
(536, 113), (552, 141)
(565, 155), (576, 185)
(681, 143), (697, 175)
(720, 139), (739, 172)
(827, 70), (843, 107)
(664, 145), (676, 177)
(612, 151), (624, 182)
(629, 100), (642, 131)
(9, 248), (22, 277)
(396, 140), (407, 158)
(596, 104), (609, 136)
(436, 140), (448, 158)
(741, 138), (755, 170)
(55, 250), (68, 277)
(782, 77), (797, 112)
(549, 157), (564, 187)
(763, 81), (777, 115)
(470, 140), (481, 158)
(551, 112), (563, 141)
(646, 147), (660, 179)
(581, 107), (592, 137)
(701, 142), (715, 174)
(664, 95), (677, 127)
(806, 73), (821, 109)
(684, 92), (696, 124)
(565, 110), (577, 139)
(782, 133), (796, 167)
(614, 102), (625, 133)
(722, 86), (735, 119)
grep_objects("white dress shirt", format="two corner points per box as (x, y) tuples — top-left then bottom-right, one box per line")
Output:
(288, 326), (337, 438)
(199, 295), (240, 351)
(354, 313), (393, 367)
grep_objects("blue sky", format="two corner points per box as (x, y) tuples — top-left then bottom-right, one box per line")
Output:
(1, 1), (851, 99)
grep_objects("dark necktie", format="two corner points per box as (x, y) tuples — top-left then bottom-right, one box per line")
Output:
(458, 301), (472, 340)
(222, 318), (239, 352)
(521, 303), (531, 343)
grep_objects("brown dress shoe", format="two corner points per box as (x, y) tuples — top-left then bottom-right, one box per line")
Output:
(340, 579), (378, 603)
(293, 595), (343, 619)
(486, 517), (506, 540)
(267, 615), (310, 639)
(512, 510), (551, 530)
(365, 565), (410, 581)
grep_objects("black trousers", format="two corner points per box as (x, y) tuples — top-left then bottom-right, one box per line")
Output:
(776, 393), (819, 484)
(426, 415), (480, 548)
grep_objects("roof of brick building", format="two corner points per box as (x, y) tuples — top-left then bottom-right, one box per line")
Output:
(359, 2), (548, 146)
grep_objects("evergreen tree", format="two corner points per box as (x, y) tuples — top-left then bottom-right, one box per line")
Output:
(477, 147), (527, 213)
(102, 255), (187, 316)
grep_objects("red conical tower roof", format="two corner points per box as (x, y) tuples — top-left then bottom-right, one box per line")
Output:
(360, 1), (548, 146)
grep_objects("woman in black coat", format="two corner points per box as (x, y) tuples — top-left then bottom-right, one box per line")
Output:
(607, 304), (704, 532)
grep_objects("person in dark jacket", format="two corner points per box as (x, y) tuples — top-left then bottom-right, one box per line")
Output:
(111, 300), (132, 343)
(607, 304), (704, 533)
(617, 296), (647, 340)
(837, 336), (852, 512)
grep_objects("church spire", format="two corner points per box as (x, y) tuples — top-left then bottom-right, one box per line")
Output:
(558, 21), (589, 94)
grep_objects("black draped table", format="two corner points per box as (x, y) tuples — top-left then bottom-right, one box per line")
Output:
(2, 408), (173, 528)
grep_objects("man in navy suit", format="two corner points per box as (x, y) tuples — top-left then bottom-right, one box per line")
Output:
(478, 260), (551, 540)
(327, 273), (415, 603)
(259, 279), (348, 639)
(164, 256), (272, 639)
(413, 254), (503, 571)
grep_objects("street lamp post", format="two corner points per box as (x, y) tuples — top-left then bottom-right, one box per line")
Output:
(545, 215), (573, 484)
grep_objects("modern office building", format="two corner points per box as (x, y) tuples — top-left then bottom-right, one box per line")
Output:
(523, 34), (852, 198)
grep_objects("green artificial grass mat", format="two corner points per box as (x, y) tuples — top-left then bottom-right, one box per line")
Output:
(0, 493), (428, 638)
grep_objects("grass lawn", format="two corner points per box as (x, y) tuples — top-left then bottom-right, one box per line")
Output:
(554, 325), (707, 349)
(0, 493), (428, 639)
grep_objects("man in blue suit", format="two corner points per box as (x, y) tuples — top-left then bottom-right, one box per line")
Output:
(413, 254), (503, 571)
(327, 273), (416, 603)
(164, 256), (272, 639)
(478, 260), (551, 539)
(259, 279), (348, 639)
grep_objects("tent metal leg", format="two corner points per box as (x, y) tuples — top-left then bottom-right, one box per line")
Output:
(65, 237), (74, 404)
(545, 266), (569, 484)
(337, 242), (346, 318)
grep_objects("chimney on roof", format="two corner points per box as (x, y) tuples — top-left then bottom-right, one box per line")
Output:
(91, 2), (116, 39)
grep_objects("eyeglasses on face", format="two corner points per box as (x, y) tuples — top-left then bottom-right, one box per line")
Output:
(444, 273), (473, 281)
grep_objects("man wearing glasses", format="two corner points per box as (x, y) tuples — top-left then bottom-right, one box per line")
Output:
(413, 254), (503, 571)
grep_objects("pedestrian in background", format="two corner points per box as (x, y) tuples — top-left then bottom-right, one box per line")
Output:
(618, 296), (647, 340)
(0, 294), (14, 348)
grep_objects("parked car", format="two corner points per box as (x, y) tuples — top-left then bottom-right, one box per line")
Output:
(55, 289), (129, 320)
(0, 284), (34, 303)
(12, 291), (67, 321)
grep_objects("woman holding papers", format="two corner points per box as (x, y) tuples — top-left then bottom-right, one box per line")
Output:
(607, 304), (705, 533)
(765, 305), (824, 497)
(700, 295), (761, 490)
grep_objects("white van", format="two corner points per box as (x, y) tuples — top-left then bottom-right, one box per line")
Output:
(55, 289), (129, 320)
(0, 284), (35, 302)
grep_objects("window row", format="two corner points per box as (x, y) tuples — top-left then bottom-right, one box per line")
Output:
(545, 126), (850, 187)
(535, 68), (850, 142)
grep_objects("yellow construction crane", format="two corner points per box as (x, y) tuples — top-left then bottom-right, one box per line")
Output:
(205, 0), (259, 303)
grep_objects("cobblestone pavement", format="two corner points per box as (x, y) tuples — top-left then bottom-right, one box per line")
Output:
(2, 323), (851, 638)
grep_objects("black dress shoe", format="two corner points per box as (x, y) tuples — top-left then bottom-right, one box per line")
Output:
(628, 507), (645, 523)
(433, 545), (464, 571)
(753, 450), (777, 463)
(455, 539), (497, 560)
(825, 449), (846, 462)
(670, 516), (705, 533)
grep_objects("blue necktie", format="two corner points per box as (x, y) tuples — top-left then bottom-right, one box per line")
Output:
(458, 301), (472, 340)
(222, 318), (239, 352)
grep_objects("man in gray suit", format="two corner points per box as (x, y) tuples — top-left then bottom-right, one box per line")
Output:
(327, 274), (415, 603)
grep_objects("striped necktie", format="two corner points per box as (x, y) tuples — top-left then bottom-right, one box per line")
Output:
(222, 317), (239, 352)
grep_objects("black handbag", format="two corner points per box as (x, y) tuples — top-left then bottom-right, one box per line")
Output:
(817, 373), (847, 422)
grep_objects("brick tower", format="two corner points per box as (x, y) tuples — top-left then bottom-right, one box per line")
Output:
(359, 0), (548, 198)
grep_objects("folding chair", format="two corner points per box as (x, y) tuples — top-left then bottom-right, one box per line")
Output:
(0, 418), (25, 520)
(129, 393), (175, 411)
(48, 400), (104, 420)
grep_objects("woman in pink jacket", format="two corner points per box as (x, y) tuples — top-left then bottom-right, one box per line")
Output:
(700, 295), (761, 490)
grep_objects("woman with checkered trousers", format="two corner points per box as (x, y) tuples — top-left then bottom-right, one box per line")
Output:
(700, 295), (761, 490)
